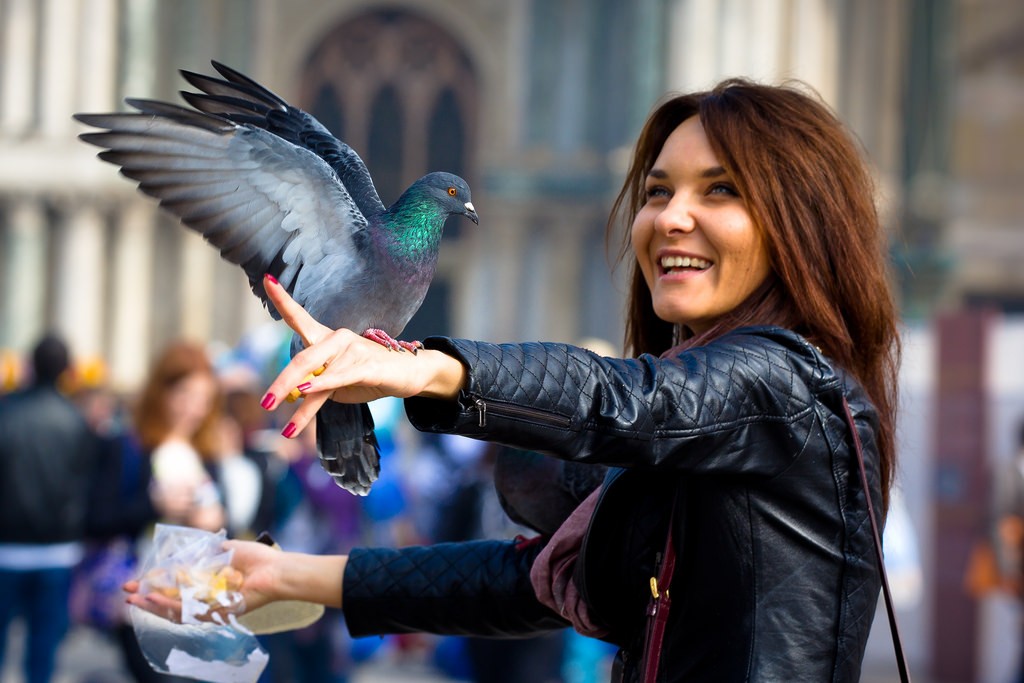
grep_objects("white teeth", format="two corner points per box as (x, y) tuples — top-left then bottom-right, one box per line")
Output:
(660, 255), (711, 270)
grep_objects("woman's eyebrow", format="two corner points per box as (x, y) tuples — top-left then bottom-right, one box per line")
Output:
(700, 165), (728, 179)
(646, 165), (728, 180)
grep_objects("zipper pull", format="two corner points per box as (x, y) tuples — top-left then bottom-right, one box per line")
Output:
(473, 397), (487, 427)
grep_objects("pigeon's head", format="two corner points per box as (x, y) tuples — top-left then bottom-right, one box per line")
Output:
(416, 172), (479, 225)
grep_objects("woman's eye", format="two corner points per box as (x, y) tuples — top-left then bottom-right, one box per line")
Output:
(708, 183), (740, 198)
(645, 186), (670, 200)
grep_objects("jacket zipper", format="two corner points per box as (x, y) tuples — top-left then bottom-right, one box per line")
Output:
(471, 397), (571, 429)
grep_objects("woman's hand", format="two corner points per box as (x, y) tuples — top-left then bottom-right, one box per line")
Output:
(124, 540), (348, 622)
(261, 274), (466, 439)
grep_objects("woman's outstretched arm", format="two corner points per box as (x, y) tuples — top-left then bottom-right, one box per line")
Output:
(124, 539), (347, 620)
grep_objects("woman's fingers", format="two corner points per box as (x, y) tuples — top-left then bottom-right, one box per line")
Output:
(279, 389), (332, 438)
(125, 590), (183, 624)
(263, 274), (330, 347)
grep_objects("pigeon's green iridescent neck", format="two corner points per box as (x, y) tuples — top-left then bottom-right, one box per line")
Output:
(382, 199), (448, 263)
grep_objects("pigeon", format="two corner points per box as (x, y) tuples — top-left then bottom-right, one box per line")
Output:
(74, 61), (478, 495)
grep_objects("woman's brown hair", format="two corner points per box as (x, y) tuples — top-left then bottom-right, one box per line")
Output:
(609, 79), (901, 511)
(134, 341), (223, 459)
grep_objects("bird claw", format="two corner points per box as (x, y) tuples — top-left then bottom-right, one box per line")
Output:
(362, 328), (423, 354)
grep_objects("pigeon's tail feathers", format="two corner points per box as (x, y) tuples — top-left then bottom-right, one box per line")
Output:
(315, 402), (380, 496)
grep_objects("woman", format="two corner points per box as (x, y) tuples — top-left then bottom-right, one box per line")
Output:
(133, 341), (226, 533)
(130, 80), (900, 682)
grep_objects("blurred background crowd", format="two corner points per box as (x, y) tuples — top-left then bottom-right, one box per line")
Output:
(1, 329), (618, 683)
(0, 1), (1022, 682)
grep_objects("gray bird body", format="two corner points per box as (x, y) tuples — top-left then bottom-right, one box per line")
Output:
(75, 62), (478, 495)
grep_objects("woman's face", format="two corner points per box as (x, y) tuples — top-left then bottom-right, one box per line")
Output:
(164, 371), (217, 437)
(631, 115), (771, 335)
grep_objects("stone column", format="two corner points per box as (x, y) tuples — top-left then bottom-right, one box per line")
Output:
(40, 0), (81, 137)
(1, 199), (48, 351)
(1, 0), (38, 135)
(53, 202), (106, 360)
(667, 0), (718, 90)
(179, 230), (216, 343)
(78, 0), (119, 112)
(930, 309), (992, 681)
(788, 0), (838, 103)
(462, 202), (526, 341)
(108, 201), (154, 391)
(543, 212), (584, 343)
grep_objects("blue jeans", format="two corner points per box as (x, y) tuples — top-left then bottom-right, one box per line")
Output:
(0, 566), (73, 683)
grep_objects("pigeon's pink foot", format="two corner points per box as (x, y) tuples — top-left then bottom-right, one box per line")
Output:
(362, 328), (423, 354)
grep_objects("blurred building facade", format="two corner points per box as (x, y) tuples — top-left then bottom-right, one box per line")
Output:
(9, 0), (1022, 384)
(0, 0), (1023, 680)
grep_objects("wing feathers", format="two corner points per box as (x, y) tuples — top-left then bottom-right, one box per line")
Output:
(77, 105), (370, 313)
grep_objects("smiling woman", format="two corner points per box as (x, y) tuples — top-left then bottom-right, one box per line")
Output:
(127, 79), (902, 683)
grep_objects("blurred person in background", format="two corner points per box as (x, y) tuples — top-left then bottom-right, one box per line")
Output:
(85, 340), (226, 682)
(134, 341), (226, 534)
(0, 334), (99, 683)
(208, 365), (288, 540)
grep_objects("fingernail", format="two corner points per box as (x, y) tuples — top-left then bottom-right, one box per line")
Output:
(297, 382), (312, 393)
(260, 393), (275, 410)
(264, 273), (279, 285)
(281, 422), (297, 438)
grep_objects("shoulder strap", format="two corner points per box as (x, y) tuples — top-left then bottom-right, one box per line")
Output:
(640, 492), (679, 683)
(842, 397), (912, 683)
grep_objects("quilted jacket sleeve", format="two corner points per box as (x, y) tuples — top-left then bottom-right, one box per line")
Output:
(404, 326), (838, 478)
(342, 539), (569, 638)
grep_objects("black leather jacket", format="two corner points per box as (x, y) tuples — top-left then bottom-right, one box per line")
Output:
(0, 384), (99, 544)
(342, 327), (883, 682)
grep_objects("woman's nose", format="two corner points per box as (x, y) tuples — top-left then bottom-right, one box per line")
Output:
(653, 195), (697, 235)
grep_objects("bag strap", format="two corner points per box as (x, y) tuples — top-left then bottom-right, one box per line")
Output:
(842, 397), (912, 683)
(640, 493), (679, 683)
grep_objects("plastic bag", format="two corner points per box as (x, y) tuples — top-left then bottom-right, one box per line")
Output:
(130, 524), (268, 682)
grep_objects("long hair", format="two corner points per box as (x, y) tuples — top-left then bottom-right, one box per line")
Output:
(133, 341), (223, 459)
(608, 79), (901, 511)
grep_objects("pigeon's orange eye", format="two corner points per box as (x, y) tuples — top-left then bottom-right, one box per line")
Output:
(447, 187), (457, 196)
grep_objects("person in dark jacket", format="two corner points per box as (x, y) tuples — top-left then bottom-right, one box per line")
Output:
(129, 80), (902, 682)
(0, 334), (99, 683)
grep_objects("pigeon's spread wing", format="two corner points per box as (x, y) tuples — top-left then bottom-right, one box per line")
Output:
(74, 101), (369, 318)
(179, 61), (386, 220)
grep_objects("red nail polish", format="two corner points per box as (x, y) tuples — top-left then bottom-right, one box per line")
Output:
(281, 422), (296, 438)
(265, 273), (279, 285)
(260, 393), (275, 410)
(297, 382), (312, 393)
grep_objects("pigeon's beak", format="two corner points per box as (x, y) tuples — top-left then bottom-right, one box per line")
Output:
(463, 202), (479, 225)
